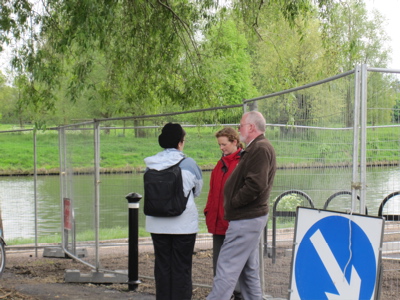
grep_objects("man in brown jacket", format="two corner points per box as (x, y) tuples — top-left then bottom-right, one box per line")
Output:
(207, 111), (276, 300)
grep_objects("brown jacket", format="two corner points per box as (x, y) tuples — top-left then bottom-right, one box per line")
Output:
(224, 134), (276, 221)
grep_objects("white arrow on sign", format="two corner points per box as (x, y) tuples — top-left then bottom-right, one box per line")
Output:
(310, 229), (361, 300)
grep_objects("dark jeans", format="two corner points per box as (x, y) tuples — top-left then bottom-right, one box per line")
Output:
(212, 234), (225, 276)
(151, 233), (197, 300)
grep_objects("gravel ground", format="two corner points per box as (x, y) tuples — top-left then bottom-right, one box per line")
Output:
(1, 229), (400, 300)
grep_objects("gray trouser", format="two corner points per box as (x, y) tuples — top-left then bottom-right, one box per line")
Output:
(213, 234), (241, 295)
(207, 214), (268, 300)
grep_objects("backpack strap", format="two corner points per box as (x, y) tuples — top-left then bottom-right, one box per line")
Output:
(177, 157), (194, 197)
(171, 157), (186, 168)
(178, 157), (186, 165)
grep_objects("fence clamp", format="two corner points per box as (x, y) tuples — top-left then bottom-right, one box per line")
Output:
(351, 182), (362, 190)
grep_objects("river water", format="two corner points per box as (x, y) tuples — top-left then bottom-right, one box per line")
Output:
(1, 166), (400, 241)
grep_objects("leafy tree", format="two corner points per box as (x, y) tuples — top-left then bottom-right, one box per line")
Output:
(1, 0), (393, 129)
(391, 80), (400, 123)
(367, 72), (397, 126)
(0, 0), (327, 120)
(249, 0), (392, 129)
(318, 0), (391, 126)
(199, 14), (258, 105)
(249, 3), (344, 128)
(0, 71), (19, 123)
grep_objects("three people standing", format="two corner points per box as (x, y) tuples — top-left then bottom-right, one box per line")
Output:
(144, 111), (276, 300)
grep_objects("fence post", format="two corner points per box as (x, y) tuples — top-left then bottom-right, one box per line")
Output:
(351, 64), (361, 213)
(125, 192), (142, 291)
(359, 64), (368, 214)
(94, 121), (101, 269)
(33, 129), (38, 257)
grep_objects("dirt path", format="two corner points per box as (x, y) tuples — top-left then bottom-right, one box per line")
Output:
(0, 246), (211, 300)
(3, 231), (400, 300)
(1, 251), (153, 300)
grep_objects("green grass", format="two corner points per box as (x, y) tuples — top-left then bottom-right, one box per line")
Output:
(75, 226), (132, 241)
(7, 226), (147, 245)
(0, 125), (399, 175)
(7, 220), (292, 245)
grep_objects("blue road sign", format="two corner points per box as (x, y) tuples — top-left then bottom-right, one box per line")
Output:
(290, 208), (384, 300)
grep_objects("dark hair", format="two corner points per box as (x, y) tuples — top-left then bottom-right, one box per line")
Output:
(215, 127), (243, 149)
(158, 123), (186, 149)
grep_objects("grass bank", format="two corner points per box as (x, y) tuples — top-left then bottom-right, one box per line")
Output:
(0, 124), (398, 175)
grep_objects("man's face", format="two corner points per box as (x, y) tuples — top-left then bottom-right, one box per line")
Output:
(238, 117), (251, 144)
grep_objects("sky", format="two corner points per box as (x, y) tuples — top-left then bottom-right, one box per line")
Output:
(1, 1), (400, 75)
(365, 0), (400, 69)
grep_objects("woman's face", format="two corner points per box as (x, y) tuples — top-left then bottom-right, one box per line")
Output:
(217, 136), (238, 156)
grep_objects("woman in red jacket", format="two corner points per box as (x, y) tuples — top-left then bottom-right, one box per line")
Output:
(204, 127), (243, 275)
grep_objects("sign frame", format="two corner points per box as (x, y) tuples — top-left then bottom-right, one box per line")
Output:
(288, 207), (385, 300)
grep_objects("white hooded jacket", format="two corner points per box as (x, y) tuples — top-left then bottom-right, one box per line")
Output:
(144, 148), (203, 234)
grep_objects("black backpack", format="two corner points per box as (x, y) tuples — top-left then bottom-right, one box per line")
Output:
(143, 158), (190, 217)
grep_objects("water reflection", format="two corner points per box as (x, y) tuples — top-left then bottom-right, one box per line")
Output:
(0, 166), (399, 241)
(0, 177), (36, 240)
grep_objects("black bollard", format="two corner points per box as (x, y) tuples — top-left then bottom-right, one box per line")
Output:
(125, 192), (142, 291)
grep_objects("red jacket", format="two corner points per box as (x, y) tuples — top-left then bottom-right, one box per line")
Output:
(204, 148), (242, 235)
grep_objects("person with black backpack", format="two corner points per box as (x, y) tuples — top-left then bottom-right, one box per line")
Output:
(143, 122), (203, 300)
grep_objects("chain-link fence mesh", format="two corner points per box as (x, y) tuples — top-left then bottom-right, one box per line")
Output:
(1, 65), (400, 298)
(366, 68), (400, 300)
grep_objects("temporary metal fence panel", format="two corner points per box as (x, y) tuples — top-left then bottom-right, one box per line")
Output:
(94, 107), (244, 284)
(55, 106), (244, 281)
(365, 67), (400, 300)
(58, 123), (99, 267)
(35, 129), (62, 254)
(0, 129), (59, 252)
(257, 66), (400, 299)
(0, 129), (36, 246)
(248, 69), (361, 297)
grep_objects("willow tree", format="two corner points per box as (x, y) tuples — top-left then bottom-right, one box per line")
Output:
(0, 0), (334, 122)
(247, 0), (391, 129)
(247, 2), (339, 128)
(318, 0), (391, 126)
(0, 72), (18, 123)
